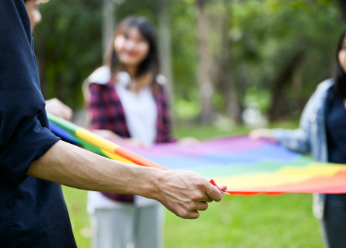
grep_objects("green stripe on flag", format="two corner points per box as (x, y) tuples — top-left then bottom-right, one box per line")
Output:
(48, 113), (79, 134)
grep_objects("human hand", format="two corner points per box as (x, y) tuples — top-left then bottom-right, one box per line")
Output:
(46, 98), (73, 121)
(249, 128), (276, 141)
(154, 170), (226, 219)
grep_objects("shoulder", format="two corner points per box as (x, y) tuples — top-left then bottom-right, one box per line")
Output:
(315, 78), (334, 94)
(87, 66), (112, 85)
(86, 66), (113, 94)
(155, 75), (168, 92)
(156, 75), (167, 86)
(308, 78), (334, 102)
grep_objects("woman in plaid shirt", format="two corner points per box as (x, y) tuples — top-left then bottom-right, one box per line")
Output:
(85, 16), (175, 248)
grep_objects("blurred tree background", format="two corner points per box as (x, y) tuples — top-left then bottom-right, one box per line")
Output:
(35, 0), (344, 126)
(34, 1), (346, 247)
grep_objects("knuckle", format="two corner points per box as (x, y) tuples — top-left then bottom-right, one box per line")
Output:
(214, 195), (222, 202)
(193, 211), (200, 219)
(177, 208), (188, 219)
(195, 177), (207, 188)
(187, 202), (197, 210)
(181, 211), (190, 219)
(191, 193), (203, 201)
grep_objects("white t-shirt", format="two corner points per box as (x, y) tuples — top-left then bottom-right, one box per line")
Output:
(115, 83), (157, 146)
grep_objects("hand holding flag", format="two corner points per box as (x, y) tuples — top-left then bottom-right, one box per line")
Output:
(47, 114), (226, 219)
(155, 170), (225, 219)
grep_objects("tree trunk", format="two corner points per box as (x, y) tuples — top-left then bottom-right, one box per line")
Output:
(196, 0), (214, 123)
(336, 0), (346, 21)
(158, 0), (174, 112)
(214, 5), (231, 110)
(102, 0), (115, 56)
(212, 0), (245, 124)
(268, 51), (304, 122)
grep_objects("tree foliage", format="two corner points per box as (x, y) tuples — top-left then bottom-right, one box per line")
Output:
(35, 0), (343, 123)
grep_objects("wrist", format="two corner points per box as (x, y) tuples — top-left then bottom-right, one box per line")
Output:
(133, 167), (164, 201)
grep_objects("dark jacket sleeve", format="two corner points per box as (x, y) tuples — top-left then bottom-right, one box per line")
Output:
(0, 0), (60, 184)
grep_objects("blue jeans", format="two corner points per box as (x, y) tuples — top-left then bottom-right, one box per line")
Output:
(321, 194), (346, 248)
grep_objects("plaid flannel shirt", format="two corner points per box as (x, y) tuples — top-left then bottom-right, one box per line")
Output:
(88, 78), (176, 203)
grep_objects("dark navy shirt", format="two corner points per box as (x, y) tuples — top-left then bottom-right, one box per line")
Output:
(325, 87), (346, 164)
(0, 1), (76, 247)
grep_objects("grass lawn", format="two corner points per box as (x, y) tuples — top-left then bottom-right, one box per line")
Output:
(62, 122), (325, 248)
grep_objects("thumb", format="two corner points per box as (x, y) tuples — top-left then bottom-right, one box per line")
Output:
(219, 185), (227, 191)
(206, 183), (223, 202)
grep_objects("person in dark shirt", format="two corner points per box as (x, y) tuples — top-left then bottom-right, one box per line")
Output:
(250, 27), (346, 248)
(0, 1), (226, 247)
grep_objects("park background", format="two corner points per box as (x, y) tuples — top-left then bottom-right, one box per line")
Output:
(35, 0), (346, 247)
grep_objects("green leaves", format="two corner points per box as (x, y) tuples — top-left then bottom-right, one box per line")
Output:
(34, 0), (342, 121)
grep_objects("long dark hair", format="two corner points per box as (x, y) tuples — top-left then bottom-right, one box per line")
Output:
(104, 16), (160, 91)
(333, 26), (346, 99)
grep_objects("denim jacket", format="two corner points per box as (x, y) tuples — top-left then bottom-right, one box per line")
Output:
(273, 79), (334, 219)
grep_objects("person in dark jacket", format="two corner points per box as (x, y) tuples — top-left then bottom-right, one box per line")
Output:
(250, 27), (346, 248)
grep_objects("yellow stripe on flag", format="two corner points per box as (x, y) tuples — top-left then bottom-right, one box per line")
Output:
(75, 128), (120, 153)
(101, 149), (135, 164)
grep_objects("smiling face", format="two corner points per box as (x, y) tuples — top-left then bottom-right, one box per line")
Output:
(114, 26), (150, 68)
(24, 0), (42, 33)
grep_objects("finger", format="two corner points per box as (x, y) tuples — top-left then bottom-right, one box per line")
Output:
(176, 208), (200, 219)
(204, 197), (213, 203)
(186, 210), (200, 219)
(205, 183), (223, 202)
(193, 201), (208, 211)
(192, 191), (213, 203)
(60, 110), (69, 121)
(65, 108), (73, 121)
(61, 110), (70, 121)
(61, 106), (73, 121)
(54, 109), (65, 120)
(219, 185), (227, 191)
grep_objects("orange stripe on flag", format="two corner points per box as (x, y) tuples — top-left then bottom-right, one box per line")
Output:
(115, 147), (167, 170)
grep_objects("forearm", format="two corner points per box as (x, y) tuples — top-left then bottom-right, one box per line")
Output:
(27, 140), (225, 219)
(272, 128), (310, 153)
(27, 140), (160, 198)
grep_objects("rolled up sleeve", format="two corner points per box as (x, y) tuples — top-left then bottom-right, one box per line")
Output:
(0, 0), (60, 184)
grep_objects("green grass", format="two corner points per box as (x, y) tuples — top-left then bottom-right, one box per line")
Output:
(62, 121), (324, 248)
(63, 187), (90, 248)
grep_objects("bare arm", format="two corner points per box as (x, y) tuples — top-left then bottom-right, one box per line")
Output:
(27, 141), (225, 219)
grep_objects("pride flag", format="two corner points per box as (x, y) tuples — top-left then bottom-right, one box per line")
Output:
(48, 114), (346, 195)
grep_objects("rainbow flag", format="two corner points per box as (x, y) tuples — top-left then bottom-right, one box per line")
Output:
(48, 114), (346, 195)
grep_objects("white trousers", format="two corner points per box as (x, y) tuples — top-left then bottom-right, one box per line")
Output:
(91, 204), (164, 248)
